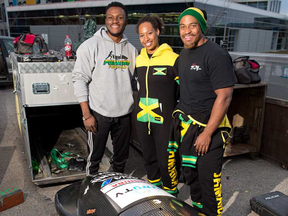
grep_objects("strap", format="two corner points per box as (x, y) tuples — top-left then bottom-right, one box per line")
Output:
(233, 56), (249, 63)
(172, 109), (185, 118)
(173, 109), (231, 129)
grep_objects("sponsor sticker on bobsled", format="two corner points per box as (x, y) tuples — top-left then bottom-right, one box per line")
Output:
(101, 178), (112, 188)
(104, 182), (173, 208)
(86, 209), (96, 215)
(91, 172), (136, 183)
(101, 178), (145, 193)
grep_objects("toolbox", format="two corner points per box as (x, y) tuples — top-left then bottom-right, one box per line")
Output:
(0, 188), (24, 212)
(250, 191), (288, 216)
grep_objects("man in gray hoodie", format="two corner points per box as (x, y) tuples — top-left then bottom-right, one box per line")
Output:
(72, 1), (138, 175)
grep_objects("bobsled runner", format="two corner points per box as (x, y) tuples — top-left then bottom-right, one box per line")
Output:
(55, 172), (201, 216)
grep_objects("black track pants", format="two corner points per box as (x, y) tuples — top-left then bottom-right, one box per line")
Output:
(168, 111), (229, 215)
(86, 111), (131, 175)
(136, 121), (173, 190)
(181, 130), (225, 216)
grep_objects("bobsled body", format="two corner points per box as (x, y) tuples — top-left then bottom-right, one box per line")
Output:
(55, 172), (200, 216)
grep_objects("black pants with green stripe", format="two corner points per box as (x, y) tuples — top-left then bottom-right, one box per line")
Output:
(181, 129), (226, 216)
(136, 120), (175, 190)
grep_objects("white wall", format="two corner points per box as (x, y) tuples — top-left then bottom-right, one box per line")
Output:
(236, 28), (273, 52)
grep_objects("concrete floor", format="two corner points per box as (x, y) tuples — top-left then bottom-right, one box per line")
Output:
(0, 85), (287, 216)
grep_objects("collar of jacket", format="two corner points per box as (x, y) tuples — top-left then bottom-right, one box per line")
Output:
(140, 43), (173, 58)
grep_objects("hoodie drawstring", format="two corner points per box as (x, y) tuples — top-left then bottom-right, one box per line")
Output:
(120, 43), (123, 71)
(113, 43), (116, 71)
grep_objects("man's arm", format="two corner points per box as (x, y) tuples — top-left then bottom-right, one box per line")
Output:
(72, 43), (97, 133)
(194, 87), (233, 155)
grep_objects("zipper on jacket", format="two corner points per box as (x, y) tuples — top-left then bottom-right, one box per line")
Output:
(145, 58), (151, 135)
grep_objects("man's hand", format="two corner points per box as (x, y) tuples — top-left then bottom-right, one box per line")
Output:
(79, 101), (97, 133)
(84, 116), (97, 134)
(194, 131), (211, 156)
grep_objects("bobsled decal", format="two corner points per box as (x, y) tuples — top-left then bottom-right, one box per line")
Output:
(101, 178), (112, 188)
(91, 172), (137, 183)
(105, 182), (173, 208)
(86, 209), (96, 215)
(84, 185), (89, 195)
(101, 179), (146, 193)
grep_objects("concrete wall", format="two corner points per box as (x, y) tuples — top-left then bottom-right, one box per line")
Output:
(31, 25), (84, 51)
(236, 28), (273, 52)
(124, 24), (142, 51)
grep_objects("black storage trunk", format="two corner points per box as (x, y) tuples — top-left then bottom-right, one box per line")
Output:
(260, 97), (288, 169)
(250, 191), (288, 216)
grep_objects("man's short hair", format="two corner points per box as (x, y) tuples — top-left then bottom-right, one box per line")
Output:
(106, 1), (128, 19)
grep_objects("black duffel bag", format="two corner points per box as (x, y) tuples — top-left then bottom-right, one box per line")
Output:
(233, 56), (261, 84)
(13, 33), (48, 54)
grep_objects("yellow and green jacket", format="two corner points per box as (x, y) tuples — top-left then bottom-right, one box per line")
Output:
(135, 43), (179, 133)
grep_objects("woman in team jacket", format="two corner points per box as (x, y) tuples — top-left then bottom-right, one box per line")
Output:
(135, 16), (179, 195)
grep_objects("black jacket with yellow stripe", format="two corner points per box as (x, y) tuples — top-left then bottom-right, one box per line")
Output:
(136, 43), (179, 129)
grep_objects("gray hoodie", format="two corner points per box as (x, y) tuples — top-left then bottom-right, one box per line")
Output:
(72, 27), (138, 117)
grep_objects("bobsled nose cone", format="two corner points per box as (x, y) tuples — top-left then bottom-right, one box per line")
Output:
(55, 172), (201, 216)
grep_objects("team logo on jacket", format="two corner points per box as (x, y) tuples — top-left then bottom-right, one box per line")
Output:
(103, 51), (131, 69)
(153, 68), (167, 75)
(190, 63), (202, 71)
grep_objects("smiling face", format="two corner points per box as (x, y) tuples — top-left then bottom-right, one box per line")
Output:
(179, 15), (205, 49)
(105, 6), (127, 42)
(138, 22), (160, 54)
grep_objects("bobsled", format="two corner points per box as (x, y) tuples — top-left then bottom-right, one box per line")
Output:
(55, 172), (201, 216)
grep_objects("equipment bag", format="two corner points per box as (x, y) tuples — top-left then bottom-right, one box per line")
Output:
(233, 56), (261, 84)
(13, 33), (48, 54)
(250, 191), (288, 216)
